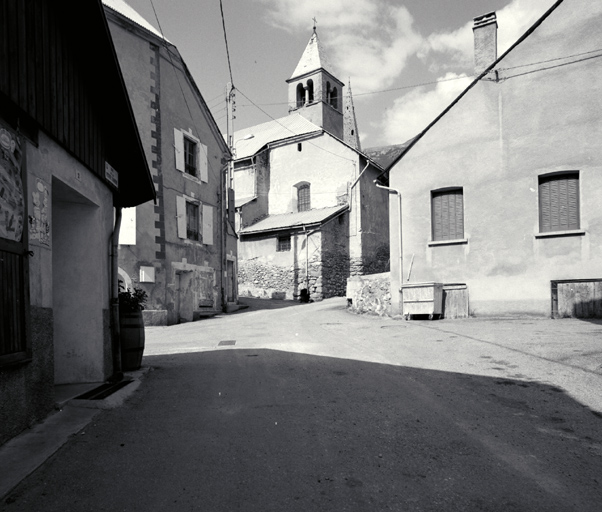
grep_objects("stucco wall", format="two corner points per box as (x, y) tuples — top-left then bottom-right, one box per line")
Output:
(109, 16), (236, 324)
(388, 1), (602, 317)
(1, 128), (114, 444)
(268, 133), (357, 214)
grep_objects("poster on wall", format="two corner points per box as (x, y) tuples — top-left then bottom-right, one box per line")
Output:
(0, 125), (24, 242)
(29, 177), (50, 246)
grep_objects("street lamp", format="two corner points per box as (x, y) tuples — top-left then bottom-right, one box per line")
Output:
(232, 133), (254, 159)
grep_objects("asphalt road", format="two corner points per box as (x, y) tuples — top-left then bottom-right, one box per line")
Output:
(3, 298), (602, 511)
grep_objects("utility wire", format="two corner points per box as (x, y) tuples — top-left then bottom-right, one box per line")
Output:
(219, 0), (234, 86)
(236, 87), (356, 164)
(148, 0), (221, 183)
(235, 47), (602, 108)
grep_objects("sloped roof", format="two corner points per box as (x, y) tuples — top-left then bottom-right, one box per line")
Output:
(103, 0), (168, 42)
(240, 205), (348, 234)
(383, 0), (565, 175)
(364, 138), (416, 172)
(290, 30), (335, 80)
(233, 114), (322, 160)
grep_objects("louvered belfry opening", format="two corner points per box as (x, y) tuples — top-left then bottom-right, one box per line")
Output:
(539, 171), (580, 233)
(431, 188), (464, 241)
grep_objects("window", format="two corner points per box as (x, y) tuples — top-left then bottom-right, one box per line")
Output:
(297, 143), (302, 152)
(277, 235), (291, 252)
(296, 83), (305, 107)
(175, 196), (213, 245)
(431, 188), (464, 241)
(307, 79), (314, 103)
(173, 128), (208, 182)
(186, 202), (200, 241)
(330, 87), (338, 110)
(539, 172), (579, 233)
(183, 137), (197, 177)
(297, 183), (311, 212)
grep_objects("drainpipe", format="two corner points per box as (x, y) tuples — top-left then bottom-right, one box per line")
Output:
(110, 206), (123, 379)
(304, 226), (309, 291)
(374, 181), (403, 314)
(220, 160), (230, 312)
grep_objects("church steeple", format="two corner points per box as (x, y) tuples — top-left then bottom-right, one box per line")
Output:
(286, 28), (344, 139)
(343, 79), (361, 151)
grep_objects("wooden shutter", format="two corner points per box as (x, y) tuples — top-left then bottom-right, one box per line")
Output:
(199, 143), (208, 183)
(432, 188), (464, 241)
(202, 204), (214, 245)
(539, 173), (579, 232)
(174, 128), (185, 172)
(176, 196), (186, 238)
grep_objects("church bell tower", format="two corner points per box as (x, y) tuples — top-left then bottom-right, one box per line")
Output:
(286, 27), (344, 139)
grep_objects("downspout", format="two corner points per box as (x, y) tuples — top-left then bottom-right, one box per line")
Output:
(304, 226), (309, 291)
(374, 181), (403, 314)
(110, 205), (123, 380)
(220, 160), (230, 312)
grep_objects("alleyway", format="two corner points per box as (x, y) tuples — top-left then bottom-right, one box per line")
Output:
(3, 298), (602, 511)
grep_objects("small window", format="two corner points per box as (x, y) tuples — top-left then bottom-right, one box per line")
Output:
(296, 83), (305, 108)
(184, 137), (197, 177)
(431, 188), (464, 241)
(297, 143), (302, 152)
(186, 202), (200, 241)
(307, 79), (314, 103)
(330, 87), (338, 110)
(297, 184), (311, 212)
(277, 235), (291, 252)
(539, 172), (579, 232)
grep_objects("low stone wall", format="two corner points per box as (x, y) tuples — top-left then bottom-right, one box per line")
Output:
(346, 272), (391, 317)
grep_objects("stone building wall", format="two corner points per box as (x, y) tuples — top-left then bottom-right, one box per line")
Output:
(346, 273), (392, 317)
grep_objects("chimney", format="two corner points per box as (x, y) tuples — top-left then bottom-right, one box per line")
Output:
(473, 12), (498, 75)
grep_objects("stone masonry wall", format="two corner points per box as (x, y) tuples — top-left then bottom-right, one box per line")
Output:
(346, 272), (391, 317)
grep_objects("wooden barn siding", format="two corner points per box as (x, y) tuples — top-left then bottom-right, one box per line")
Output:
(1, 0), (105, 177)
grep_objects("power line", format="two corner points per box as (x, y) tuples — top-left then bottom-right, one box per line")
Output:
(219, 0), (234, 86)
(234, 47), (602, 108)
(235, 87), (356, 164)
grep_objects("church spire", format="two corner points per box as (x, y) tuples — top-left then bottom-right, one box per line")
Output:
(289, 28), (334, 81)
(344, 78), (361, 151)
(286, 27), (344, 139)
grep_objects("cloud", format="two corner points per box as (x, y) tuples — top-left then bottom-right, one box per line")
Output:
(257, 0), (423, 93)
(420, 0), (557, 73)
(379, 0), (556, 144)
(379, 73), (471, 144)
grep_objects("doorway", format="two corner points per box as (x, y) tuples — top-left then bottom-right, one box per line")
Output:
(52, 178), (104, 384)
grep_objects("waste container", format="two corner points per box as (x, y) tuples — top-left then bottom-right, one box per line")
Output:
(401, 282), (443, 320)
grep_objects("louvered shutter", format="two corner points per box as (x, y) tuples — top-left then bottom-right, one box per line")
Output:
(539, 173), (579, 232)
(432, 189), (463, 241)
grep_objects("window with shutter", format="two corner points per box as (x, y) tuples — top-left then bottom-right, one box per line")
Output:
(431, 188), (464, 241)
(538, 172), (579, 233)
(186, 202), (200, 241)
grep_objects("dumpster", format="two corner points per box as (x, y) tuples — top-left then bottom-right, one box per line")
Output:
(401, 282), (443, 320)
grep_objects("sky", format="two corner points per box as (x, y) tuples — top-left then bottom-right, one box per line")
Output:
(125, 0), (557, 149)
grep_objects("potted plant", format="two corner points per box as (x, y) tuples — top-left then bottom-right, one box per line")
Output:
(118, 286), (147, 371)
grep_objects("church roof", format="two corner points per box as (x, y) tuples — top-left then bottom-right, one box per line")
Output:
(239, 205), (348, 234)
(289, 30), (335, 80)
(232, 114), (322, 160)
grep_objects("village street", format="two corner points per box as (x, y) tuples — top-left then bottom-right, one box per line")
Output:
(3, 298), (602, 511)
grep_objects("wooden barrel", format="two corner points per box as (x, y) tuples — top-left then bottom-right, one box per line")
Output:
(120, 310), (145, 371)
